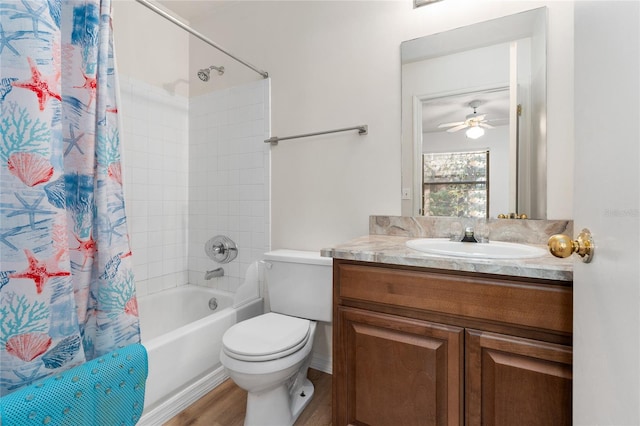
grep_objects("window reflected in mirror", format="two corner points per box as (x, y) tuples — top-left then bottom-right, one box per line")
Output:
(422, 151), (489, 218)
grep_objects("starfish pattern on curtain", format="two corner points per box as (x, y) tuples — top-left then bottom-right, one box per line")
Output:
(0, 0), (140, 396)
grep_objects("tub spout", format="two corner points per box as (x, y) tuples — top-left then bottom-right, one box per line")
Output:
(205, 267), (224, 280)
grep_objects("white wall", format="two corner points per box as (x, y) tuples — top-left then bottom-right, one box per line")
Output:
(188, 0), (574, 251)
(113, 1), (190, 98)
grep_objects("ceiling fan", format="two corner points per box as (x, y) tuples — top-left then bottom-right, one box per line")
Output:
(438, 100), (494, 139)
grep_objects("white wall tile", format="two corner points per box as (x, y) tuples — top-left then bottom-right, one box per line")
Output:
(188, 80), (271, 291)
(123, 77), (270, 296)
(121, 77), (190, 295)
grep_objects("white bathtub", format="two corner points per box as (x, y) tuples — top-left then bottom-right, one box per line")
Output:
(137, 285), (263, 425)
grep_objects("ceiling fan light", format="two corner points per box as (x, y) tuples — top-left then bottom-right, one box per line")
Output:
(466, 126), (485, 139)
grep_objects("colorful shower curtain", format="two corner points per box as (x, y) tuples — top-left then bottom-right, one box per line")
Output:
(0, 0), (139, 396)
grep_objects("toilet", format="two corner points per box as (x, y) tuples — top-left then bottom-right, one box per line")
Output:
(220, 250), (333, 426)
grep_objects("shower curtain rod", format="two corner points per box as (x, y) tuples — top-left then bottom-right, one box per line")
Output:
(264, 125), (368, 145)
(134, 0), (269, 79)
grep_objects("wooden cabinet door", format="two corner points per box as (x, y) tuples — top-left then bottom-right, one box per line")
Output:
(465, 329), (572, 426)
(334, 307), (464, 426)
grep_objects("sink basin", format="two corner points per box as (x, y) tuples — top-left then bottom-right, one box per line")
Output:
(406, 238), (547, 259)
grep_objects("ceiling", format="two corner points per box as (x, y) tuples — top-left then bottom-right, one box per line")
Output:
(421, 88), (510, 134)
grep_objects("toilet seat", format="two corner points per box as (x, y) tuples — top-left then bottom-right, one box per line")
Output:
(223, 313), (311, 362)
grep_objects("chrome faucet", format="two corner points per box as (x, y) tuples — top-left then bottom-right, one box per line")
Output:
(205, 267), (224, 280)
(461, 227), (478, 243)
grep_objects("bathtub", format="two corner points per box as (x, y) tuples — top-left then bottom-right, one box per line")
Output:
(137, 284), (263, 425)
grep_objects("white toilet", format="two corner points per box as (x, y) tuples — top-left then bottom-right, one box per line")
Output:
(220, 250), (333, 426)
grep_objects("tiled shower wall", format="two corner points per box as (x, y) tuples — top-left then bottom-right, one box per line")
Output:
(120, 76), (190, 297)
(120, 76), (271, 297)
(188, 79), (271, 292)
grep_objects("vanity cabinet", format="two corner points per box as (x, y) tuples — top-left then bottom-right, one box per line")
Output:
(337, 307), (464, 425)
(465, 329), (572, 426)
(332, 259), (573, 426)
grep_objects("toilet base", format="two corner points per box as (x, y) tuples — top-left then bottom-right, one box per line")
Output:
(244, 378), (315, 426)
(291, 378), (315, 422)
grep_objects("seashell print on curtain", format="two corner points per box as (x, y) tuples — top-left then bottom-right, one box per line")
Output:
(0, 0), (140, 396)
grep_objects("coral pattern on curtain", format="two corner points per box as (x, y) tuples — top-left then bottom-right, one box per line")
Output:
(0, 0), (139, 396)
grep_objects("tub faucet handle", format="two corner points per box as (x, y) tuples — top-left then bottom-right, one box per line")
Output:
(205, 235), (238, 264)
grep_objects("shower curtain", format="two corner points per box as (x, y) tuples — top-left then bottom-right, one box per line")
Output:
(0, 0), (139, 396)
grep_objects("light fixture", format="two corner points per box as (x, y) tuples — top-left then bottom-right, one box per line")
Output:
(466, 125), (485, 139)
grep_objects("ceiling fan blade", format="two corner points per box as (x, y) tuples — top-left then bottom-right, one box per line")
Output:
(446, 123), (469, 133)
(438, 121), (465, 128)
(479, 122), (494, 129)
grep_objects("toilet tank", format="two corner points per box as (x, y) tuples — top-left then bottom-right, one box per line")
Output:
(263, 250), (333, 323)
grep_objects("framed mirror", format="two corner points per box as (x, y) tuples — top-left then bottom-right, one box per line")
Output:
(401, 8), (547, 219)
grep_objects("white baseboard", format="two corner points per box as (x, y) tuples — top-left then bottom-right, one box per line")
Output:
(311, 353), (332, 375)
(138, 366), (229, 426)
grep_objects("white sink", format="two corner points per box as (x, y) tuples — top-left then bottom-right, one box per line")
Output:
(406, 238), (547, 259)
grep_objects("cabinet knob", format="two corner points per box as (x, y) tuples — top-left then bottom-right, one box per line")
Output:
(547, 228), (594, 263)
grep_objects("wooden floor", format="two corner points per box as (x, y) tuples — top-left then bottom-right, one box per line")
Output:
(164, 369), (332, 426)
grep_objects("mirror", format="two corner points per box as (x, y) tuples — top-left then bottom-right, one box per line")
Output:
(401, 8), (547, 219)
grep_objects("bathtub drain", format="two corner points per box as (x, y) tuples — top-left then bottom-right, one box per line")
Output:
(208, 297), (218, 311)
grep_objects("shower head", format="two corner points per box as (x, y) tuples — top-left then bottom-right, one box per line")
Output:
(197, 65), (225, 81)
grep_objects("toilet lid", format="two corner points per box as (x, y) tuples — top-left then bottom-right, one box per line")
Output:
(223, 312), (311, 362)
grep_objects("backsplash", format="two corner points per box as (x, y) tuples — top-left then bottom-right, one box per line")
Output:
(370, 216), (573, 245)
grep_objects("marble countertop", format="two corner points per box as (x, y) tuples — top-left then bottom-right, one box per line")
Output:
(322, 235), (573, 282)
